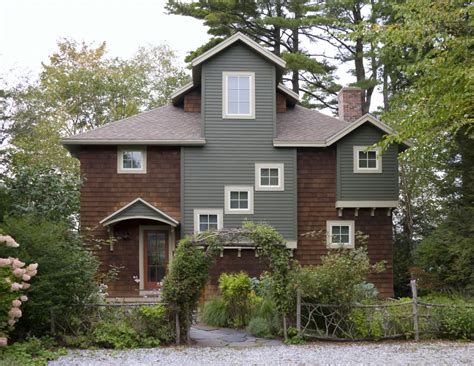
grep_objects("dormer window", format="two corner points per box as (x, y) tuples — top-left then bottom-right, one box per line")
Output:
(117, 147), (147, 174)
(222, 72), (255, 119)
(353, 146), (382, 173)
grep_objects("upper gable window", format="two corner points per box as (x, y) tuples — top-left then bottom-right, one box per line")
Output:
(117, 147), (147, 174)
(353, 146), (382, 173)
(222, 72), (255, 119)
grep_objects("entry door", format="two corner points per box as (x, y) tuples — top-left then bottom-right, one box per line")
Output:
(143, 231), (168, 289)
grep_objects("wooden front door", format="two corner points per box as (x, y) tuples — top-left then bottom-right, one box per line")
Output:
(143, 230), (168, 289)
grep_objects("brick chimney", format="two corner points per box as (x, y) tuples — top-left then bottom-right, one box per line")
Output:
(338, 87), (363, 122)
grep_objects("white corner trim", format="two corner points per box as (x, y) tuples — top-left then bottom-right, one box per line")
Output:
(117, 147), (147, 174)
(191, 32), (286, 69)
(286, 240), (297, 249)
(222, 72), (256, 119)
(326, 220), (355, 249)
(100, 198), (179, 227)
(277, 83), (299, 101)
(255, 163), (285, 191)
(139, 225), (174, 291)
(224, 185), (254, 215)
(193, 209), (224, 233)
(335, 201), (399, 208)
(353, 146), (382, 173)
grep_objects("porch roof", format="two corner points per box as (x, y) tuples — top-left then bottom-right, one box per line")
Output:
(100, 198), (179, 227)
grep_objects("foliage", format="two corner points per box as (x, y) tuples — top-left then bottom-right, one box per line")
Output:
(136, 304), (174, 343)
(247, 317), (277, 339)
(0, 336), (66, 366)
(0, 234), (37, 343)
(0, 216), (100, 337)
(293, 247), (385, 305)
(201, 297), (229, 328)
(431, 305), (474, 340)
(161, 235), (219, 340)
(92, 321), (144, 349)
(219, 272), (254, 328)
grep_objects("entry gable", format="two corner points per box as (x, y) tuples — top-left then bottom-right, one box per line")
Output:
(100, 198), (179, 227)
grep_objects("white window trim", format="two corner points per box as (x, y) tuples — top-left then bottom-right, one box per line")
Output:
(193, 209), (223, 233)
(222, 71), (256, 119)
(117, 147), (147, 174)
(255, 163), (284, 191)
(353, 146), (382, 173)
(224, 185), (254, 215)
(326, 220), (355, 249)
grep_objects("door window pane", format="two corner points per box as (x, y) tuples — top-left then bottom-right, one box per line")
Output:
(146, 232), (166, 286)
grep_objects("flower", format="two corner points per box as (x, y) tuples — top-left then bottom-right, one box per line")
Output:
(20, 295), (28, 302)
(12, 299), (21, 307)
(8, 307), (22, 318)
(10, 283), (23, 291)
(22, 274), (31, 281)
(0, 337), (7, 346)
(12, 259), (25, 269)
(12, 268), (26, 278)
(0, 235), (19, 248)
(7, 319), (16, 326)
(0, 258), (12, 267)
(21, 282), (30, 289)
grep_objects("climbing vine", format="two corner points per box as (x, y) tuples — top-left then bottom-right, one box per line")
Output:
(161, 222), (293, 343)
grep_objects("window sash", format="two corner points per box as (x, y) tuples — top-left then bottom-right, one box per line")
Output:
(223, 73), (254, 118)
(122, 151), (142, 169)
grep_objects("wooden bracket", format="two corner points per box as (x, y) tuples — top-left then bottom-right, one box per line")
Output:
(289, 249), (294, 258)
(337, 208), (343, 217)
(237, 248), (242, 258)
(371, 207), (376, 216)
(220, 249), (224, 258)
(386, 208), (392, 216)
(354, 207), (359, 217)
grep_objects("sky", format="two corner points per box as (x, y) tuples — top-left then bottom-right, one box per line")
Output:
(0, 0), (382, 113)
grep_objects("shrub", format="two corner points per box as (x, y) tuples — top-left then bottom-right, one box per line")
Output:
(201, 297), (229, 328)
(219, 272), (253, 327)
(0, 216), (100, 337)
(292, 247), (385, 305)
(136, 304), (174, 343)
(248, 317), (274, 338)
(432, 305), (474, 340)
(0, 336), (66, 366)
(92, 321), (143, 349)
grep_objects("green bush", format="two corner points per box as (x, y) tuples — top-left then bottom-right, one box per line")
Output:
(201, 297), (229, 327)
(432, 305), (474, 340)
(0, 216), (100, 337)
(247, 317), (274, 338)
(92, 321), (152, 349)
(136, 304), (174, 343)
(219, 272), (253, 328)
(0, 336), (67, 366)
(292, 247), (385, 305)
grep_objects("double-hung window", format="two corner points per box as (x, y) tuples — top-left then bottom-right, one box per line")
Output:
(225, 186), (254, 214)
(117, 147), (147, 174)
(222, 72), (255, 119)
(255, 163), (284, 191)
(353, 146), (382, 173)
(194, 209), (223, 233)
(326, 220), (355, 249)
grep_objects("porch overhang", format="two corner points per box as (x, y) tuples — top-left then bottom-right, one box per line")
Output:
(100, 198), (179, 227)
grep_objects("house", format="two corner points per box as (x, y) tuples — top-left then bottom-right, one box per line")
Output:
(62, 32), (409, 299)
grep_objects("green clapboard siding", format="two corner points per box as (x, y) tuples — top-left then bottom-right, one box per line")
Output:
(337, 124), (399, 201)
(183, 43), (297, 240)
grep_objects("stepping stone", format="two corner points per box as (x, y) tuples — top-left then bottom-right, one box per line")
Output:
(194, 339), (229, 347)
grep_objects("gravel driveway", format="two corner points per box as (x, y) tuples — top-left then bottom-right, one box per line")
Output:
(50, 341), (473, 365)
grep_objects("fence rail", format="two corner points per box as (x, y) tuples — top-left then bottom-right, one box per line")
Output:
(296, 280), (473, 341)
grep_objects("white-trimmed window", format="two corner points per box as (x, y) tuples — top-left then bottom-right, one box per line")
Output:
(255, 163), (284, 191)
(117, 148), (147, 174)
(326, 220), (355, 249)
(194, 209), (223, 233)
(222, 72), (255, 119)
(224, 186), (254, 214)
(353, 146), (382, 173)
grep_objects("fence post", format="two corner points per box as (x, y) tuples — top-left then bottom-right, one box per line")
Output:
(296, 289), (301, 336)
(50, 308), (55, 335)
(410, 279), (419, 341)
(175, 312), (180, 345)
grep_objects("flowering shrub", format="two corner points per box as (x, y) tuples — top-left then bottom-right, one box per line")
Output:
(0, 235), (38, 346)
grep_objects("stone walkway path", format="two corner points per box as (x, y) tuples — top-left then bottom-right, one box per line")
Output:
(190, 324), (283, 348)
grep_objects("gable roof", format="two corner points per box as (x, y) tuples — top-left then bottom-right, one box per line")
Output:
(100, 198), (179, 227)
(61, 104), (205, 150)
(274, 107), (412, 148)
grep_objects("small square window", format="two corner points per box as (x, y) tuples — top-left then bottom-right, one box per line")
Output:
(223, 72), (255, 119)
(255, 163), (284, 191)
(225, 186), (254, 214)
(118, 148), (146, 174)
(353, 146), (382, 173)
(194, 209), (223, 233)
(326, 221), (355, 249)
